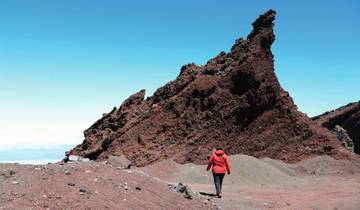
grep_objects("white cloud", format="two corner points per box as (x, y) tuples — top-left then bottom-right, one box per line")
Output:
(0, 122), (83, 150)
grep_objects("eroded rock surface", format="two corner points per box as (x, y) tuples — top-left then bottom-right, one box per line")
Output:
(313, 101), (360, 154)
(69, 10), (353, 166)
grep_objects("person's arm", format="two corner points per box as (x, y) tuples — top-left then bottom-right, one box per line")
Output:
(206, 154), (213, 171)
(224, 155), (231, 174)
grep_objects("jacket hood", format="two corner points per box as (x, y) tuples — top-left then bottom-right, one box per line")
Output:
(215, 149), (224, 156)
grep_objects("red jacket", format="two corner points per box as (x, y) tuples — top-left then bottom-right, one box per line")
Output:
(207, 149), (231, 174)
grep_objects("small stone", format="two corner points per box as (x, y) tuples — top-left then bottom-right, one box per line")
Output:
(123, 182), (128, 190)
(68, 155), (82, 162)
(65, 171), (71, 175)
(68, 182), (76, 187)
(79, 188), (86, 193)
(124, 170), (133, 174)
(11, 181), (19, 185)
(174, 183), (194, 199)
(9, 170), (16, 176)
(135, 187), (141, 191)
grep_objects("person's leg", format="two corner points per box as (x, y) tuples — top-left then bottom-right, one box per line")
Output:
(218, 173), (225, 197)
(213, 173), (221, 196)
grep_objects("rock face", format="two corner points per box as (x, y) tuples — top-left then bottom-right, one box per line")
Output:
(312, 101), (360, 154)
(68, 10), (353, 166)
(332, 125), (354, 152)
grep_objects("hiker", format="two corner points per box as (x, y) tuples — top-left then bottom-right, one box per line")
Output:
(206, 147), (231, 198)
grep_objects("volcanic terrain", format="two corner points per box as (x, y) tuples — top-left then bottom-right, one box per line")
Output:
(313, 101), (360, 154)
(68, 10), (354, 166)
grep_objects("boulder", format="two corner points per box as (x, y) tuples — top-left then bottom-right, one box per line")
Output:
(106, 155), (132, 169)
(333, 125), (354, 152)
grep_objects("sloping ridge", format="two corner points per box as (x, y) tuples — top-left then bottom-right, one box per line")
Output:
(68, 10), (354, 166)
(313, 101), (360, 154)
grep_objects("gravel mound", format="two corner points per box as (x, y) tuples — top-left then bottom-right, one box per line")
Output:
(142, 155), (298, 187)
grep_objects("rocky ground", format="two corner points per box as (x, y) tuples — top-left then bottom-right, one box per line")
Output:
(143, 155), (360, 210)
(1, 154), (360, 210)
(0, 161), (213, 210)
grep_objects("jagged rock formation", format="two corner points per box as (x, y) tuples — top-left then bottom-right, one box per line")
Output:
(313, 101), (360, 154)
(333, 125), (354, 152)
(68, 10), (354, 166)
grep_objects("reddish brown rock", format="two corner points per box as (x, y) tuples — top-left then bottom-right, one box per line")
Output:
(68, 10), (354, 166)
(312, 101), (360, 154)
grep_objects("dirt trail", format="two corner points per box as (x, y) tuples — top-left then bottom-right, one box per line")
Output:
(142, 155), (360, 210)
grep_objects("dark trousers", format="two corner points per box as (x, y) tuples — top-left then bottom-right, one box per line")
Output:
(213, 173), (225, 195)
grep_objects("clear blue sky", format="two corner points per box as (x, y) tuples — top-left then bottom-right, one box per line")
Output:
(0, 0), (359, 150)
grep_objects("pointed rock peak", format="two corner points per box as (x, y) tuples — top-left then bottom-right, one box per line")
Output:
(253, 9), (276, 29)
(247, 9), (276, 40)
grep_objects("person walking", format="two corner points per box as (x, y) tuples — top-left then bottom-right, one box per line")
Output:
(206, 147), (231, 198)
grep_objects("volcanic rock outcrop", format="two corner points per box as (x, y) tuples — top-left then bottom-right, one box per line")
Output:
(332, 125), (354, 152)
(313, 101), (360, 154)
(69, 10), (353, 166)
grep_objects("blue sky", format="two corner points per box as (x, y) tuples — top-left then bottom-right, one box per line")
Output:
(0, 0), (359, 152)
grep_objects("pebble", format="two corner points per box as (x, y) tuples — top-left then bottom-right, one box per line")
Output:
(68, 182), (76, 187)
(65, 171), (71, 175)
(11, 181), (19, 185)
(9, 170), (16, 176)
(79, 188), (86, 193)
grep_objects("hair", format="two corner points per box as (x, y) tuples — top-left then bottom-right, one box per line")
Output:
(215, 146), (223, 151)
